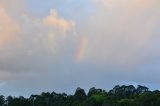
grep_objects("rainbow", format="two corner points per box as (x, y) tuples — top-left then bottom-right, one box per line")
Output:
(75, 36), (88, 63)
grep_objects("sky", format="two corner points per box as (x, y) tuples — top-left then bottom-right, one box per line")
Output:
(0, 0), (160, 97)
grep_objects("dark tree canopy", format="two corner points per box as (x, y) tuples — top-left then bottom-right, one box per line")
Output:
(0, 85), (160, 106)
(74, 87), (87, 101)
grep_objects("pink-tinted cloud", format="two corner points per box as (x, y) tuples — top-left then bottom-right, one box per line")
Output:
(43, 9), (75, 32)
(0, 8), (19, 47)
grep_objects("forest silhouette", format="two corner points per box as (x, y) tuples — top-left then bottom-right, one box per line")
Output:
(0, 85), (160, 106)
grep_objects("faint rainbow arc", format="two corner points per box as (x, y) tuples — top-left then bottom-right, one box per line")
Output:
(75, 36), (88, 63)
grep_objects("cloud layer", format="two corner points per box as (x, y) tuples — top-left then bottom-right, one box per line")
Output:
(80, 0), (159, 66)
(0, 1), (76, 81)
(0, 0), (160, 96)
(0, 8), (19, 47)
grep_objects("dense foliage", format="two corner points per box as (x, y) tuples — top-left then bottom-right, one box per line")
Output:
(0, 85), (160, 106)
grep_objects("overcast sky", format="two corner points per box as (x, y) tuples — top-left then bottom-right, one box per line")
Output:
(0, 0), (160, 97)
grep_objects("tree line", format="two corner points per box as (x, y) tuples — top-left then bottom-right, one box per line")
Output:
(0, 85), (160, 106)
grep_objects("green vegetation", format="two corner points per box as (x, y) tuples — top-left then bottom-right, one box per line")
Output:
(0, 85), (160, 106)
